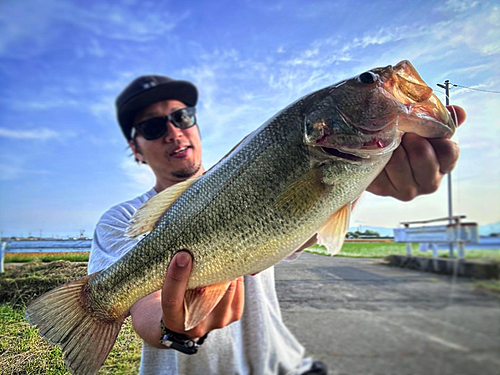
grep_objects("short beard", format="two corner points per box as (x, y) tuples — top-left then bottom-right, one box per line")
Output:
(171, 162), (201, 179)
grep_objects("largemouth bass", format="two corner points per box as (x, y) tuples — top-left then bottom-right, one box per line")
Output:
(25, 60), (455, 375)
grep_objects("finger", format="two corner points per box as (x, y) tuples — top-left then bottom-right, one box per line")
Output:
(161, 251), (192, 327)
(427, 138), (460, 174)
(446, 105), (466, 127)
(382, 141), (419, 201)
(230, 277), (245, 321)
(403, 134), (442, 195)
(366, 169), (396, 197)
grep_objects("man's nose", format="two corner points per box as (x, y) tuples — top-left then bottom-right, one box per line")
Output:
(164, 121), (183, 141)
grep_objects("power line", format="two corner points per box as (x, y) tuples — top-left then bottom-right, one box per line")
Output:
(450, 83), (500, 94)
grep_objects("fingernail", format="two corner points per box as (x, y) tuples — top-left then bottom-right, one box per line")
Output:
(176, 252), (190, 268)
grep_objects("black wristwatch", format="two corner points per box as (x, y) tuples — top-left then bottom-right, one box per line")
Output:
(159, 319), (208, 355)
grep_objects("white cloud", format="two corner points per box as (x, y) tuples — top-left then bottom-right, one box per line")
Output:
(0, 164), (50, 181)
(120, 157), (156, 191)
(0, 127), (63, 140)
(89, 95), (116, 122)
(439, 63), (493, 80)
(243, 0), (285, 12)
(0, 0), (188, 59)
(352, 25), (429, 49)
(437, 0), (479, 12)
(87, 39), (105, 57)
(54, 2), (185, 42)
(3, 96), (79, 111)
(444, 6), (500, 56)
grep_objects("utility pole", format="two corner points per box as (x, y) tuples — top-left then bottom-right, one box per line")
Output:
(437, 80), (455, 257)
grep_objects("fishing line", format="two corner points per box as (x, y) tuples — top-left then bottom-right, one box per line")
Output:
(451, 84), (500, 94)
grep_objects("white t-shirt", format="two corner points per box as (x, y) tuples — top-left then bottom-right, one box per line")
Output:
(89, 188), (312, 375)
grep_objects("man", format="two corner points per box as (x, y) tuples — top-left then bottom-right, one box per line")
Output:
(89, 75), (465, 374)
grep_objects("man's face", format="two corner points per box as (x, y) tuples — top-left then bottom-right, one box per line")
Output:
(130, 100), (203, 184)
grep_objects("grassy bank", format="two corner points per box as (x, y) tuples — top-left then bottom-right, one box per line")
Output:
(4, 252), (89, 263)
(0, 261), (142, 374)
(5, 242), (499, 264)
(307, 242), (500, 261)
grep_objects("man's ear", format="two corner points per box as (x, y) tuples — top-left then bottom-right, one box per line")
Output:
(129, 139), (145, 163)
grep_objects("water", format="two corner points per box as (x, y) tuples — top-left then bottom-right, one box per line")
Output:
(3, 237), (499, 253)
(4, 240), (92, 253)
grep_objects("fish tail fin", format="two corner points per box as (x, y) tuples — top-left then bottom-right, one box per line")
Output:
(25, 274), (124, 375)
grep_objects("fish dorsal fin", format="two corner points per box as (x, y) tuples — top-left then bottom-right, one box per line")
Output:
(317, 201), (353, 256)
(275, 168), (327, 216)
(183, 282), (231, 331)
(126, 177), (199, 237)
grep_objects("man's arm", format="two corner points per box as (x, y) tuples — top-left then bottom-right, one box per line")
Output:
(130, 251), (244, 348)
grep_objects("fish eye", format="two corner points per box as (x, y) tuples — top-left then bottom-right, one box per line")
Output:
(357, 71), (377, 84)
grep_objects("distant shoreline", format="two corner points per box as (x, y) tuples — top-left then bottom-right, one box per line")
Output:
(1, 237), (92, 241)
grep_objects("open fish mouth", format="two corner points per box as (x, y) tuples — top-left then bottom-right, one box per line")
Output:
(316, 119), (402, 161)
(320, 146), (366, 161)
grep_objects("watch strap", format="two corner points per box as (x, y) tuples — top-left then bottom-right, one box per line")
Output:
(159, 319), (208, 355)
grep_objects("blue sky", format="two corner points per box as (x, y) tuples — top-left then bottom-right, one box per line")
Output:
(0, 0), (499, 238)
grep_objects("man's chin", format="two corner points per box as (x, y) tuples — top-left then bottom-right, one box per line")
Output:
(171, 163), (201, 179)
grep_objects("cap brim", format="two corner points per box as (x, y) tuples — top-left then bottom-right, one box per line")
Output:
(118, 80), (198, 141)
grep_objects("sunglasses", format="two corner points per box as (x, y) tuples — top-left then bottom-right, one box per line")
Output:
(131, 107), (197, 140)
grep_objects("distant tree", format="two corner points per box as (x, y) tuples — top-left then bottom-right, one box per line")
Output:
(490, 232), (499, 237)
(363, 229), (380, 237)
(346, 232), (359, 238)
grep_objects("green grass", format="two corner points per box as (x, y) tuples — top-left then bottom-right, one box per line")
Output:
(0, 261), (142, 374)
(4, 252), (89, 263)
(474, 280), (500, 294)
(0, 304), (141, 375)
(306, 242), (500, 260)
(0, 304), (68, 374)
(0, 260), (89, 307)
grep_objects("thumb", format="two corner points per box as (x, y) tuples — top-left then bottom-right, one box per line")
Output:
(161, 251), (192, 326)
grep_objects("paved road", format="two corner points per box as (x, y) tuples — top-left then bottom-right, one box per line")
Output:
(275, 253), (500, 375)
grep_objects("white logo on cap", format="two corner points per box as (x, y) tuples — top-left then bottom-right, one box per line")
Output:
(143, 81), (157, 89)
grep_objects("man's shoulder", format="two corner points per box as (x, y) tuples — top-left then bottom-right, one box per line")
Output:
(99, 188), (157, 224)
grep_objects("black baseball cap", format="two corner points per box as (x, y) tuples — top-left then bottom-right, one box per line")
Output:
(116, 75), (198, 141)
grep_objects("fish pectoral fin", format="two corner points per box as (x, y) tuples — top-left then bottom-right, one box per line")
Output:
(126, 177), (199, 237)
(317, 200), (353, 256)
(184, 282), (232, 331)
(275, 168), (326, 216)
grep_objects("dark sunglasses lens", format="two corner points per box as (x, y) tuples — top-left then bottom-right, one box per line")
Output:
(139, 118), (167, 140)
(171, 108), (196, 129)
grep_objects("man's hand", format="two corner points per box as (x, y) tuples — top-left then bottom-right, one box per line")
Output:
(161, 251), (244, 339)
(367, 105), (466, 201)
(129, 251), (244, 348)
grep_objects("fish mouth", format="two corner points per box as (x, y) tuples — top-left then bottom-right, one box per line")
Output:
(384, 61), (455, 137)
(320, 146), (365, 161)
(316, 120), (402, 161)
